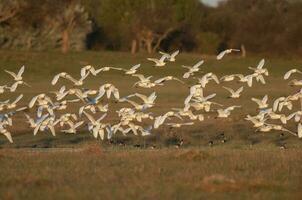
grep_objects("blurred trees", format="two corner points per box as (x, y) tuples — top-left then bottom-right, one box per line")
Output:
(0, 0), (302, 55)
(0, 0), (92, 52)
(84, 0), (205, 53)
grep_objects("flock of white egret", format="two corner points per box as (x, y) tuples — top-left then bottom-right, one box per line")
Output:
(0, 49), (302, 144)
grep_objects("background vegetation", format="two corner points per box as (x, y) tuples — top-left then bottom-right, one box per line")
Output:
(1, 0), (302, 55)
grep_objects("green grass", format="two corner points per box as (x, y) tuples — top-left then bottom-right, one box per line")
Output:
(1, 148), (302, 199)
(0, 50), (302, 199)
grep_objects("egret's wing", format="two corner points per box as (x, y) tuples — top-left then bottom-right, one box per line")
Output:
(284, 70), (294, 80)
(59, 86), (66, 93)
(154, 77), (166, 84)
(75, 121), (84, 129)
(29, 95), (39, 108)
(132, 74), (146, 81)
(51, 74), (61, 85)
(258, 75), (266, 84)
(83, 111), (96, 124)
(12, 94), (23, 104)
(113, 88), (120, 100)
(251, 98), (262, 105)
(247, 75), (253, 87)
(159, 54), (168, 62)
(173, 77), (185, 84)
(64, 74), (78, 84)
(211, 74), (220, 84)
(263, 95), (268, 104)
(183, 72), (191, 79)
(130, 64), (141, 71)
(223, 86), (234, 94)
(3, 131), (13, 143)
(298, 123), (302, 138)
(216, 50), (226, 60)
(193, 60), (204, 69)
(147, 58), (159, 64)
(97, 113), (107, 123)
(257, 59), (265, 69)
(49, 125), (56, 136)
(17, 65), (25, 77)
(4, 70), (17, 79)
(80, 67), (87, 77)
(205, 93), (216, 101)
(237, 86), (244, 94)
(171, 50), (180, 58)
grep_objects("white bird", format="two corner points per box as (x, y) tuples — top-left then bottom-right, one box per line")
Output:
(56, 113), (78, 127)
(123, 64), (141, 75)
(284, 69), (302, 80)
(132, 74), (153, 83)
(298, 123), (302, 138)
(190, 96), (222, 112)
(0, 85), (9, 94)
(0, 100), (10, 112)
(120, 99), (149, 111)
(124, 92), (157, 108)
(50, 86), (69, 101)
(5, 65), (25, 81)
(83, 111), (107, 128)
(61, 121), (84, 134)
(79, 103), (108, 116)
(159, 50), (180, 62)
(155, 76), (184, 85)
(24, 113), (37, 128)
(81, 65), (97, 76)
(5, 94), (23, 110)
(223, 86), (244, 98)
(51, 72), (90, 86)
(147, 54), (168, 67)
(166, 122), (194, 128)
(245, 115), (267, 128)
(5, 66), (30, 90)
(94, 66), (123, 75)
(220, 74), (242, 82)
(33, 114), (57, 136)
(273, 97), (293, 112)
(287, 111), (302, 123)
(251, 95), (269, 109)
(0, 124), (13, 143)
(182, 60), (204, 78)
(9, 80), (31, 92)
(196, 73), (219, 88)
(124, 123), (152, 136)
(184, 84), (204, 105)
(216, 106), (241, 118)
(237, 74), (256, 87)
(99, 83), (120, 100)
(29, 94), (53, 108)
(289, 79), (302, 86)
(154, 111), (182, 129)
(249, 59), (269, 76)
(172, 107), (204, 121)
(256, 123), (296, 136)
(216, 49), (240, 60)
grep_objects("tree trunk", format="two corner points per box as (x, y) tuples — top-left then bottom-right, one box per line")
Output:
(152, 27), (177, 52)
(241, 44), (246, 58)
(62, 29), (69, 53)
(146, 39), (153, 54)
(131, 39), (137, 54)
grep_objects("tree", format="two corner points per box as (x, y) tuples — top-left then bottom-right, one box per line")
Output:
(0, 0), (92, 52)
(85, 0), (204, 53)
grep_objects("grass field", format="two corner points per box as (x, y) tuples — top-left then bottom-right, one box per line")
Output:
(0, 50), (302, 199)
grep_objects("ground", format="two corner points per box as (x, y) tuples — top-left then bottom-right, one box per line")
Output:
(0, 50), (302, 199)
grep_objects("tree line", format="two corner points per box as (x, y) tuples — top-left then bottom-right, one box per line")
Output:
(0, 0), (302, 55)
